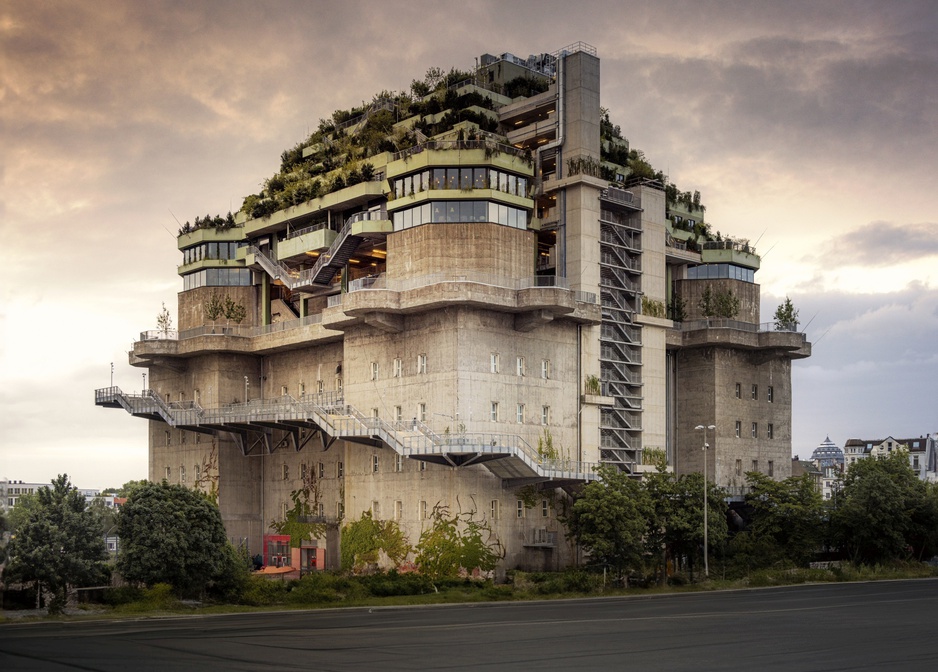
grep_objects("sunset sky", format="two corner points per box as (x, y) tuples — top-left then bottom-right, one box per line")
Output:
(2, 0), (936, 489)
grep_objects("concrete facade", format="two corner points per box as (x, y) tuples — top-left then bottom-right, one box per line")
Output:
(98, 43), (809, 572)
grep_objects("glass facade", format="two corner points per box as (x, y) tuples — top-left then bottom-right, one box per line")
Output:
(393, 167), (528, 199)
(392, 200), (528, 230)
(686, 263), (755, 283)
(183, 267), (252, 290)
(182, 241), (241, 265)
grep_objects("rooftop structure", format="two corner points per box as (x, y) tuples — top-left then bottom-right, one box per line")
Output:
(96, 43), (810, 570)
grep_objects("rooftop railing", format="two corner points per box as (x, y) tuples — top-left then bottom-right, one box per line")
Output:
(674, 318), (806, 335)
(391, 138), (530, 164)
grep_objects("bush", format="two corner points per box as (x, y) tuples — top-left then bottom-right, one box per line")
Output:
(238, 575), (289, 606)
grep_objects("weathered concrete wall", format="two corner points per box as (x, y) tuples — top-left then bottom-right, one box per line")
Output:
(387, 222), (535, 281)
(676, 278), (761, 325)
(177, 285), (259, 332)
(674, 347), (793, 489)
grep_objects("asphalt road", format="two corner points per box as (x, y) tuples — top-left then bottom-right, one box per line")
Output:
(1, 579), (936, 671)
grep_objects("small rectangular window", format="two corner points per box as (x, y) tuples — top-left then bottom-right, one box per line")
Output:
(752, 459), (759, 473)
(318, 502), (324, 518)
(317, 379), (324, 394)
(419, 501), (427, 520)
(751, 422), (758, 438)
(371, 362), (379, 381)
(768, 460), (774, 477)
(394, 405), (402, 422)
(301, 463), (308, 480)
(542, 405), (550, 425)
(372, 408), (379, 419)
(418, 402), (427, 422)
(180, 466), (186, 483)
(395, 453), (403, 472)
(372, 455), (379, 473)
(337, 462), (344, 478)
(166, 430), (172, 446)
(165, 466), (171, 480)
(542, 499), (550, 517)
(735, 383), (741, 399)
(541, 359), (551, 379)
(299, 382), (305, 396)
(394, 500), (402, 520)
(491, 402), (499, 422)
(281, 385), (288, 396)
(735, 459), (742, 476)
(372, 501), (380, 518)
(491, 353), (500, 374)
(491, 500), (500, 520)
(517, 500), (525, 518)
(420, 460), (427, 472)
(318, 462), (325, 479)
(735, 421), (741, 438)
(516, 356), (525, 376)
(767, 386), (774, 403)
(337, 501), (345, 519)
(282, 464), (289, 480)
(516, 404), (525, 424)
(417, 354), (427, 374)
(393, 358), (402, 377)
(752, 384), (758, 400)
(767, 423), (774, 439)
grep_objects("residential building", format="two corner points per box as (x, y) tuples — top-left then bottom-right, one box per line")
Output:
(96, 43), (810, 571)
(842, 434), (936, 482)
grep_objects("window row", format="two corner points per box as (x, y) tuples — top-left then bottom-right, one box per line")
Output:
(281, 462), (345, 480)
(393, 167), (529, 199)
(183, 267), (252, 290)
(488, 402), (552, 425)
(392, 200), (529, 230)
(164, 464), (203, 483)
(370, 355), (427, 381)
(734, 459), (775, 477)
(181, 241), (242, 265)
(369, 498), (552, 522)
(733, 421), (776, 439)
(490, 354), (551, 379)
(734, 383), (774, 403)
(687, 263), (755, 284)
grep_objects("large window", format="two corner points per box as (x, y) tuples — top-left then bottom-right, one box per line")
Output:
(393, 167), (527, 199)
(182, 241), (241, 266)
(392, 201), (529, 231)
(686, 263), (755, 283)
(183, 267), (252, 290)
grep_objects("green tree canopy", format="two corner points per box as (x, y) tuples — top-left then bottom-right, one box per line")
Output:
(736, 472), (825, 568)
(644, 470), (728, 582)
(832, 451), (938, 564)
(340, 511), (411, 573)
(2, 474), (109, 613)
(773, 296), (800, 331)
(116, 482), (232, 596)
(565, 466), (653, 579)
(414, 505), (503, 581)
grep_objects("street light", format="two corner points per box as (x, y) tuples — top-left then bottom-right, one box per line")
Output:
(244, 376), (249, 403)
(142, 372), (147, 392)
(695, 423), (716, 578)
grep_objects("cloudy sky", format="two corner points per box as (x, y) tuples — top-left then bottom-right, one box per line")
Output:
(2, 0), (936, 489)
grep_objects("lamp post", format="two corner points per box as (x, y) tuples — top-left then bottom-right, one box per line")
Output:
(695, 423), (716, 578)
(110, 362), (114, 387)
(142, 372), (147, 392)
(244, 376), (249, 403)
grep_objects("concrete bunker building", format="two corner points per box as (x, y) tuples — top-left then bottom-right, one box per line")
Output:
(96, 43), (810, 571)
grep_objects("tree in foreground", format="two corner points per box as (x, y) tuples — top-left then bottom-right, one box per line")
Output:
(117, 482), (234, 596)
(414, 505), (504, 581)
(732, 472), (825, 569)
(340, 511), (411, 573)
(565, 466), (653, 581)
(644, 469), (728, 583)
(832, 451), (938, 564)
(2, 474), (109, 613)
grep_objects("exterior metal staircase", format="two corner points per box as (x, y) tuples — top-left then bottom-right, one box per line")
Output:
(95, 387), (597, 487)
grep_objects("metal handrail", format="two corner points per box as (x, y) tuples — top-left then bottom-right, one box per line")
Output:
(95, 387), (597, 482)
